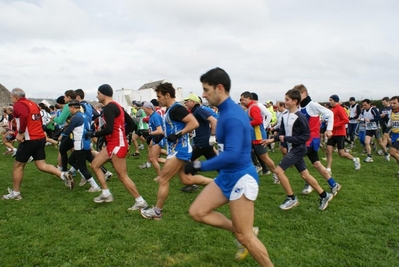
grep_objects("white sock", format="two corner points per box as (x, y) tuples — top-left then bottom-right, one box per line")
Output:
(60, 172), (66, 180)
(13, 148), (17, 152)
(69, 166), (76, 172)
(135, 196), (144, 202)
(102, 189), (110, 196)
(13, 190), (20, 195)
(57, 166), (63, 171)
(87, 178), (99, 188)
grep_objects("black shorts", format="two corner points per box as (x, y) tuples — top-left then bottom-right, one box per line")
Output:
(381, 124), (391, 134)
(366, 130), (382, 139)
(327, 136), (345, 150)
(15, 138), (46, 163)
(253, 144), (267, 156)
(306, 146), (320, 164)
(279, 146), (307, 173)
(191, 146), (216, 161)
(135, 130), (150, 139)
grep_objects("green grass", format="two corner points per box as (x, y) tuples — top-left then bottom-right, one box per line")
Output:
(1, 141), (399, 267)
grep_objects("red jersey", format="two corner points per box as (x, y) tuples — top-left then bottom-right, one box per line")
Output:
(247, 100), (266, 145)
(155, 107), (165, 117)
(331, 104), (349, 136)
(13, 98), (45, 140)
(104, 101), (127, 148)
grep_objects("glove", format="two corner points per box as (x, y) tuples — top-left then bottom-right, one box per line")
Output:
(209, 134), (216, 146)
(152, 134), (165, 144)
(184, 161), (201, 175)
(85, 131), (95, 139)
(167, 130), (182, 142)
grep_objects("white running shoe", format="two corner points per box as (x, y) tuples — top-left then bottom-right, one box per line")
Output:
(319, 192), (333, 210)
(363, 156), (373, 163)
(2, 188), (22, 200)
(273, 173), (280, 184)
(105, 171), (113, 181)
(79, 178), (87, 187)
(301, 184), (313, 195)
(139, 163), (151, 169)
(279, 196), (299, 210)
(87, 186), (101, 193)
(354, 157), (361, 170)
(331, 183), (342, 196)
(128, 200), (149, 211)
(140, 207), (162, 220)
(94, 193), (114, 203)
(62, 171), (75, 190)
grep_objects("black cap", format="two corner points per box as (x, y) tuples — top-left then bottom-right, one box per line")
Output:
(98, 84), (113, 97)
(349, 97), (356, 101)
(330, 94), (340, 102)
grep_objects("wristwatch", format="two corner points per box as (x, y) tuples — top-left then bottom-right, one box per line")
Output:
(18, 130), (25, 134)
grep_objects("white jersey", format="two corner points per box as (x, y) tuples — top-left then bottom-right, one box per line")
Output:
(257, 102), (272, 129)
(349, 104), (359, 124)
(359, 108), (379, 130)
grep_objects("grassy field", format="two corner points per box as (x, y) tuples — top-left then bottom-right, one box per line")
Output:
(0, 141), (399, 267)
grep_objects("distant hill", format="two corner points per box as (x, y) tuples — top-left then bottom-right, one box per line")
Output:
(0, 84), (11, 108)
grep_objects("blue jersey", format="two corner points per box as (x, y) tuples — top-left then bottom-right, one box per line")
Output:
(164, 102), (192, 160)
(62, 111), (91, 150)
(80, 100), (93, 123)
(201, 97), (254, 173)
(149, 110), (166, 146)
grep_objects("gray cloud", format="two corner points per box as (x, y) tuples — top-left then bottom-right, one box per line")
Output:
(0, 0), (398, 103)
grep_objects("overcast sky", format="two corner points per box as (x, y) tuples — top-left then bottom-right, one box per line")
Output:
(1, 0), (398, 104)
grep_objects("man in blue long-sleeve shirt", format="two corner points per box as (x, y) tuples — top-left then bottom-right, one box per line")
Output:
(184, 67), (273, 266)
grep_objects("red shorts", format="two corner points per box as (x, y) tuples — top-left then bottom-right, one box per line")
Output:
(107, 145), (128, 158)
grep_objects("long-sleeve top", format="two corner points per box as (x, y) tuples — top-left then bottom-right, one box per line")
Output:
(331, 104), (349, 136)
(62, 111), (91, 150)
(53, 104), (71, 125)
(274, 109), (310, 152)
(201, 97), (252, 173)
(247, 100), (266, 145)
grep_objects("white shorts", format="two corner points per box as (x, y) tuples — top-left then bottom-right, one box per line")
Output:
(229, 174), (259, 201)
